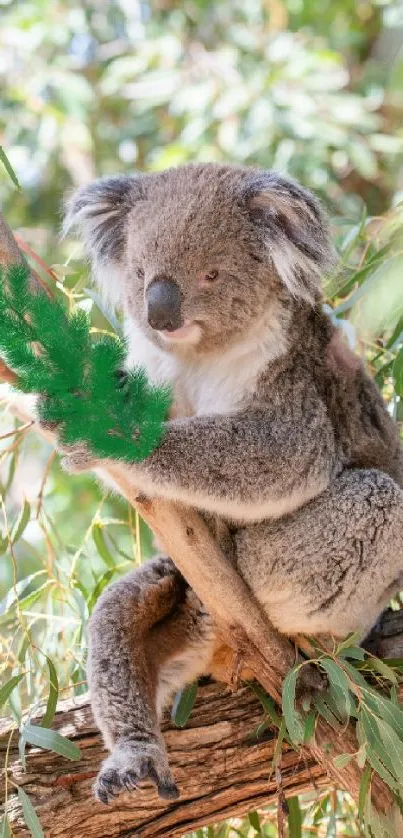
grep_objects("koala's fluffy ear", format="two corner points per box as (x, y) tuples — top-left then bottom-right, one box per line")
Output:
(244, 173), (335, 303)
(63, 175), (145, 306)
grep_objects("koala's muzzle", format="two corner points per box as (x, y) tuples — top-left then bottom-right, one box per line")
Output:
(146, 277), (182, 332)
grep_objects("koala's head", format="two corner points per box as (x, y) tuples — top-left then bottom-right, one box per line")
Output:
(65, 163), (333, 356)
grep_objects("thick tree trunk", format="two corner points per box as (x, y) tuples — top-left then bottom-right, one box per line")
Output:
(2, 611), (402, 837)
(0, 683), (327, 838)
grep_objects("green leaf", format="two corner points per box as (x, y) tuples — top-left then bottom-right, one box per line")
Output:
(338, 659), (369, 690)
(23, 723), (81, 761)
(248, 682), (282, 728)
(333, 752), (353, 769)
(393, 347), (403, 396)
(0, 673), (25, 709)
(358, 764), (372, 822)
(282, 666), (305, 744)
(303, 709), (316, 744)
(287, 797), (302, 837)
(362, 686), (403, 738)
(248, 810), (262, 835)
(41, 658), (59, 728)
(92, 524), (116, 568)
(0, 146), (21, 190)
(364, 657), (398, 684)
(361, 708), (403, 787)
(171, 682), (198, 728)
(338, 646), (366, 661)
(87, 567), (117, 613)
(18, 788), (44, 838)
(0, 815), (11, 838)
(321, 657), (353, 722)
(314, 694), (342, 729)
(11, 500), (31, 545)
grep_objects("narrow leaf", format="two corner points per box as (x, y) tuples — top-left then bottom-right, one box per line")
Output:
(321, 657), (353, 721)
(287, 796), (302, 837)
(0, 146), (21, 190)
(282, 665), (305, 744)
(249, 682), (282, 728)
(41, 658), (59, 728)
(23, 723), (81, 761)
(11, 500), (31, 544)
(171, 682), (198, 728)
(333, 752), (353, 769)
(0, 815), (11, 838)
(358, 764), (372, 822)
(303, 710), (316, 744)
(0, 673), (25, 709)
(92, 524), (116, 568)
(17, 788), (44, 838)
(248, 811), (262, 835)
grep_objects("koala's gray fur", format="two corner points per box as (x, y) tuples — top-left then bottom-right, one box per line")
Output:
(62, 163), (403, 803)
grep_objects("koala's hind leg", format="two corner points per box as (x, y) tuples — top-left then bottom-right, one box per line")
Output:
(236, 469), (403, 641)
(88, 556), (215, 803)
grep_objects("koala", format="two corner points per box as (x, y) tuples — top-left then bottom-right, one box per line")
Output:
(61, 163), (403, 804)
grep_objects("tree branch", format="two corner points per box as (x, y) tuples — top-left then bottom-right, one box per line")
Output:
(2, 614), (403, 836)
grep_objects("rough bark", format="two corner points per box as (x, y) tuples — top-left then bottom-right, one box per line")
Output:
(0, 682), (332, 838)
(0, 212), (399, 836)
(1, 609), (403, 837)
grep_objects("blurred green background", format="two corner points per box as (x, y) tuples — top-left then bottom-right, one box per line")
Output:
(0, 1), (403, 835)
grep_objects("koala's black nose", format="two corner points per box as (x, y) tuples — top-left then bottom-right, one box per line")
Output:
(146, 277), (182, 332)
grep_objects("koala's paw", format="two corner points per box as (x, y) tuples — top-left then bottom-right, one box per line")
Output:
(58, 442), (99, 474)
(94, 739), (179, 805)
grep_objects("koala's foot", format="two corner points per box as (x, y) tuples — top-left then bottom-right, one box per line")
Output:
(94, 738), (179, 804)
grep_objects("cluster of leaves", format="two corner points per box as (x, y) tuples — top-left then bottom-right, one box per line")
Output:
(1, 0), (403, 244)
(279, 642), (403, 838)
(0, 263), (171, 462)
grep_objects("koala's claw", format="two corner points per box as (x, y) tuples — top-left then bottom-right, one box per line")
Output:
(94, 742), (179, 804)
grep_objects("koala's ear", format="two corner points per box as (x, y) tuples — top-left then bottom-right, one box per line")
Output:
(244, 173), (335, 303)
(63, 175), (146, 306)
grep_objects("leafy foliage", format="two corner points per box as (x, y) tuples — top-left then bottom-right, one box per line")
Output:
(0, 263), (171, 462)
(0, 1), (403, 836)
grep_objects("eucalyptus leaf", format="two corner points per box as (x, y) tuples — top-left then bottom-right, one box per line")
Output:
(41, 658), (59, 728)
(287, 796), (302, 837)
(171, 681), (198, 728)
(0, 673), (25, 709)
(11, 500), (31, 544)
(0, 815), (11, 838)
(23, 723), (81, 761)
(0, 146), (21, 190)
(282, 666), (305, 744)
(18, 788), (44, 838)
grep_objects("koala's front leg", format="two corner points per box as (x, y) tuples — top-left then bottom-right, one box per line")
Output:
(83, 405), (337, 523)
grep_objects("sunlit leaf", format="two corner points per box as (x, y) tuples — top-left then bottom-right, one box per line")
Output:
(0, 146), (21, 190)
(11, 500), (31, 544)
(0, 673), (25, 709)
(23, 723), (81, 761)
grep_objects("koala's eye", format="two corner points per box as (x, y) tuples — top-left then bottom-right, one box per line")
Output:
(204, 269), (219, 282)
(137, 267), (145, 280)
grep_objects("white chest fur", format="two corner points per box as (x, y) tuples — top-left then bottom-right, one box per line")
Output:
(125, 314), (287, 418)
